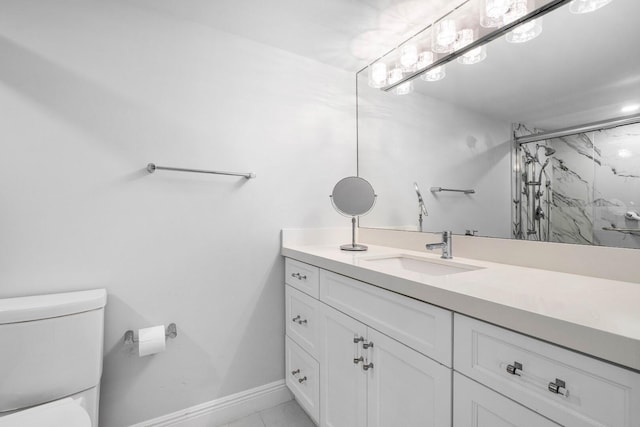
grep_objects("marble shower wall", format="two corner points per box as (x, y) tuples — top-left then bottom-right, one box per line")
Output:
(514, 122), (640, 249)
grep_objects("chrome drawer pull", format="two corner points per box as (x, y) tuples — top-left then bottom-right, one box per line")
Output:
(548, 378), (568, 396)
(506, 361), (523, 376)
(291, 272), (307, 280)
(291, 369), (300, 376)
(353, 356), (364, 365)
(363, 341), (374, 349)
(298, 376), (308, 383)
(363, 362), (374, 371)
(291, 315), (307, 325)
(353, 336), (365, 343)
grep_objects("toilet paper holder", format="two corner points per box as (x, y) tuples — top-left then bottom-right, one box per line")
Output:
(124, 323), (178, 345)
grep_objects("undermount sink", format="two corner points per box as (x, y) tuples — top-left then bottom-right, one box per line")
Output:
(362, 254), (483, 276)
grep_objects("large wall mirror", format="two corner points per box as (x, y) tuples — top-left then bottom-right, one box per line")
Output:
(357, 0), (640, 249)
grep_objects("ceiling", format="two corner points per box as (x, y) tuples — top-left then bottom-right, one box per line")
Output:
(129, 0), (465, 71)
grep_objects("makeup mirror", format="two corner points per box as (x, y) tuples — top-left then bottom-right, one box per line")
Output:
(330, 176), (377, 251)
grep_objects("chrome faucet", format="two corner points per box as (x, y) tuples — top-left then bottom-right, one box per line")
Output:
(426, 231), (452, 259)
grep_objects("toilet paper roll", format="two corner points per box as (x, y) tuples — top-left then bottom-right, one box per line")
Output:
(138, 325), (166, 357)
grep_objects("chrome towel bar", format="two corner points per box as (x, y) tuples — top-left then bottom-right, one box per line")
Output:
(147, 163), (256, 179)
(430, 187), (475, 194)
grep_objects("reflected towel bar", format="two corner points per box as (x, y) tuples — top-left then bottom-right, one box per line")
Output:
(602, 227), (640, 234)
(430, 187), (475, 194)
(147, 163), (256, 179)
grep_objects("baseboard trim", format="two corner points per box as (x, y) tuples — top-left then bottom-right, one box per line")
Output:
(130, 380), (292, 427)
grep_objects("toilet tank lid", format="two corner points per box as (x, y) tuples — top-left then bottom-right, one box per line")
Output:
(0, 289), (107, 324)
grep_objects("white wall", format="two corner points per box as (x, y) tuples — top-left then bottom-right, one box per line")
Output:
(0, 1), (355, 426)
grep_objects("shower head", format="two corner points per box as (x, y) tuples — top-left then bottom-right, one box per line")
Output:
(414, 182), (428, 216)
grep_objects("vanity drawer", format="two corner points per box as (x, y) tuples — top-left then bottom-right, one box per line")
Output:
(454, 314), (640, 427)
(319, 269), (452, 367)
(286, 335), (320, 424)
(285, 258), (320, 298)
(285, 285), (320, 360)
(454, 372), (560, 427)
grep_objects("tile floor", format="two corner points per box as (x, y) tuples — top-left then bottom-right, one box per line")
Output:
(218, 399), (316, 427)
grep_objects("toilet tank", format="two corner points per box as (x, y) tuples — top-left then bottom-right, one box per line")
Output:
(0, 289), (107, 413)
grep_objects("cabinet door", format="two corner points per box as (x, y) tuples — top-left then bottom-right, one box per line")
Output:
(319, 304), (367, 427)
(366, 328), (452, 427)
(454, 373), (559, 427)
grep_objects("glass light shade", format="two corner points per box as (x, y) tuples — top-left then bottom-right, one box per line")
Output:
(432, 19), (458, 53)
(368, 62), (388, 88)
(481, 0), (512, 27)
(417, 51), (446, 82)
(387, 66), (403, 85)
(569, 0), (613, 14)
(504, 1), (543, 43)
(422, 65), (446, 82)
(455, 29), (487, 65)
(399, 45), (419, 72)
(395, 81), (414, 95)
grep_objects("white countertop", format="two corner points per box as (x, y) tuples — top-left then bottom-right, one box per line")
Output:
(282, 242), (640, 371)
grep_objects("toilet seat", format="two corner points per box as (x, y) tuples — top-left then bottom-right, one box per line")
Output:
(0, 398), (91, 427)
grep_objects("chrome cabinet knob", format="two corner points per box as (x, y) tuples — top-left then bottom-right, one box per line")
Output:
(291, 272), (307, 280)
(362, 362), (374, 371)
(363, 341), (374, 349)
(353, 356), (364, 365)
(353, 336), (365, 343)
(291, 369), (300, 376)
(298, 376), (308, 384)
(506, 361), (523, 376)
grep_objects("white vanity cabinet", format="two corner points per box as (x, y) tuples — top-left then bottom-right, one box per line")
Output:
(453, 373), (559, 427)
(284, 258), (453, 427)
(284, 255), (640, 427)
(319, 302), (451, 427)
(454, 314), (640, 427)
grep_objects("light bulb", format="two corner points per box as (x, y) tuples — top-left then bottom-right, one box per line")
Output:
(569, 0), (613, 14)
(455, 29), (487, 65)
(368, 62), (388, 88)
(400, 45), (418, 72)
(422, 66), (446, 82)
(432, 19), (457, 53)
(388, 66), (403, 85)
(481, 0), (511, 27)
(505, 1), (543, 43)
(395, 81), (414, 95)
(417, 51), (446, 82)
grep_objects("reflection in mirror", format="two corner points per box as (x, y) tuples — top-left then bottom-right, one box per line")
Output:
(357, 0), (640, 249)
(330, 176), (377, 251)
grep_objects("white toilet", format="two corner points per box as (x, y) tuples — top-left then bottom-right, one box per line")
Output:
(0, 289), (107, 426)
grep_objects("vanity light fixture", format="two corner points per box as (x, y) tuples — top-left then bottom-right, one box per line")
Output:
(372, 0), (602, 95)
(399, 44), (419, 72)
(455, 29), (487, 65)
(417, 51), (446, 82)
(432, 19), (458, 53)
(481, 0), (512, 27)
(569, 0), (613, 14)
(505, 1), (543, 43)
(368, 62), (388, 88)
(388, 65), (414, 95)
